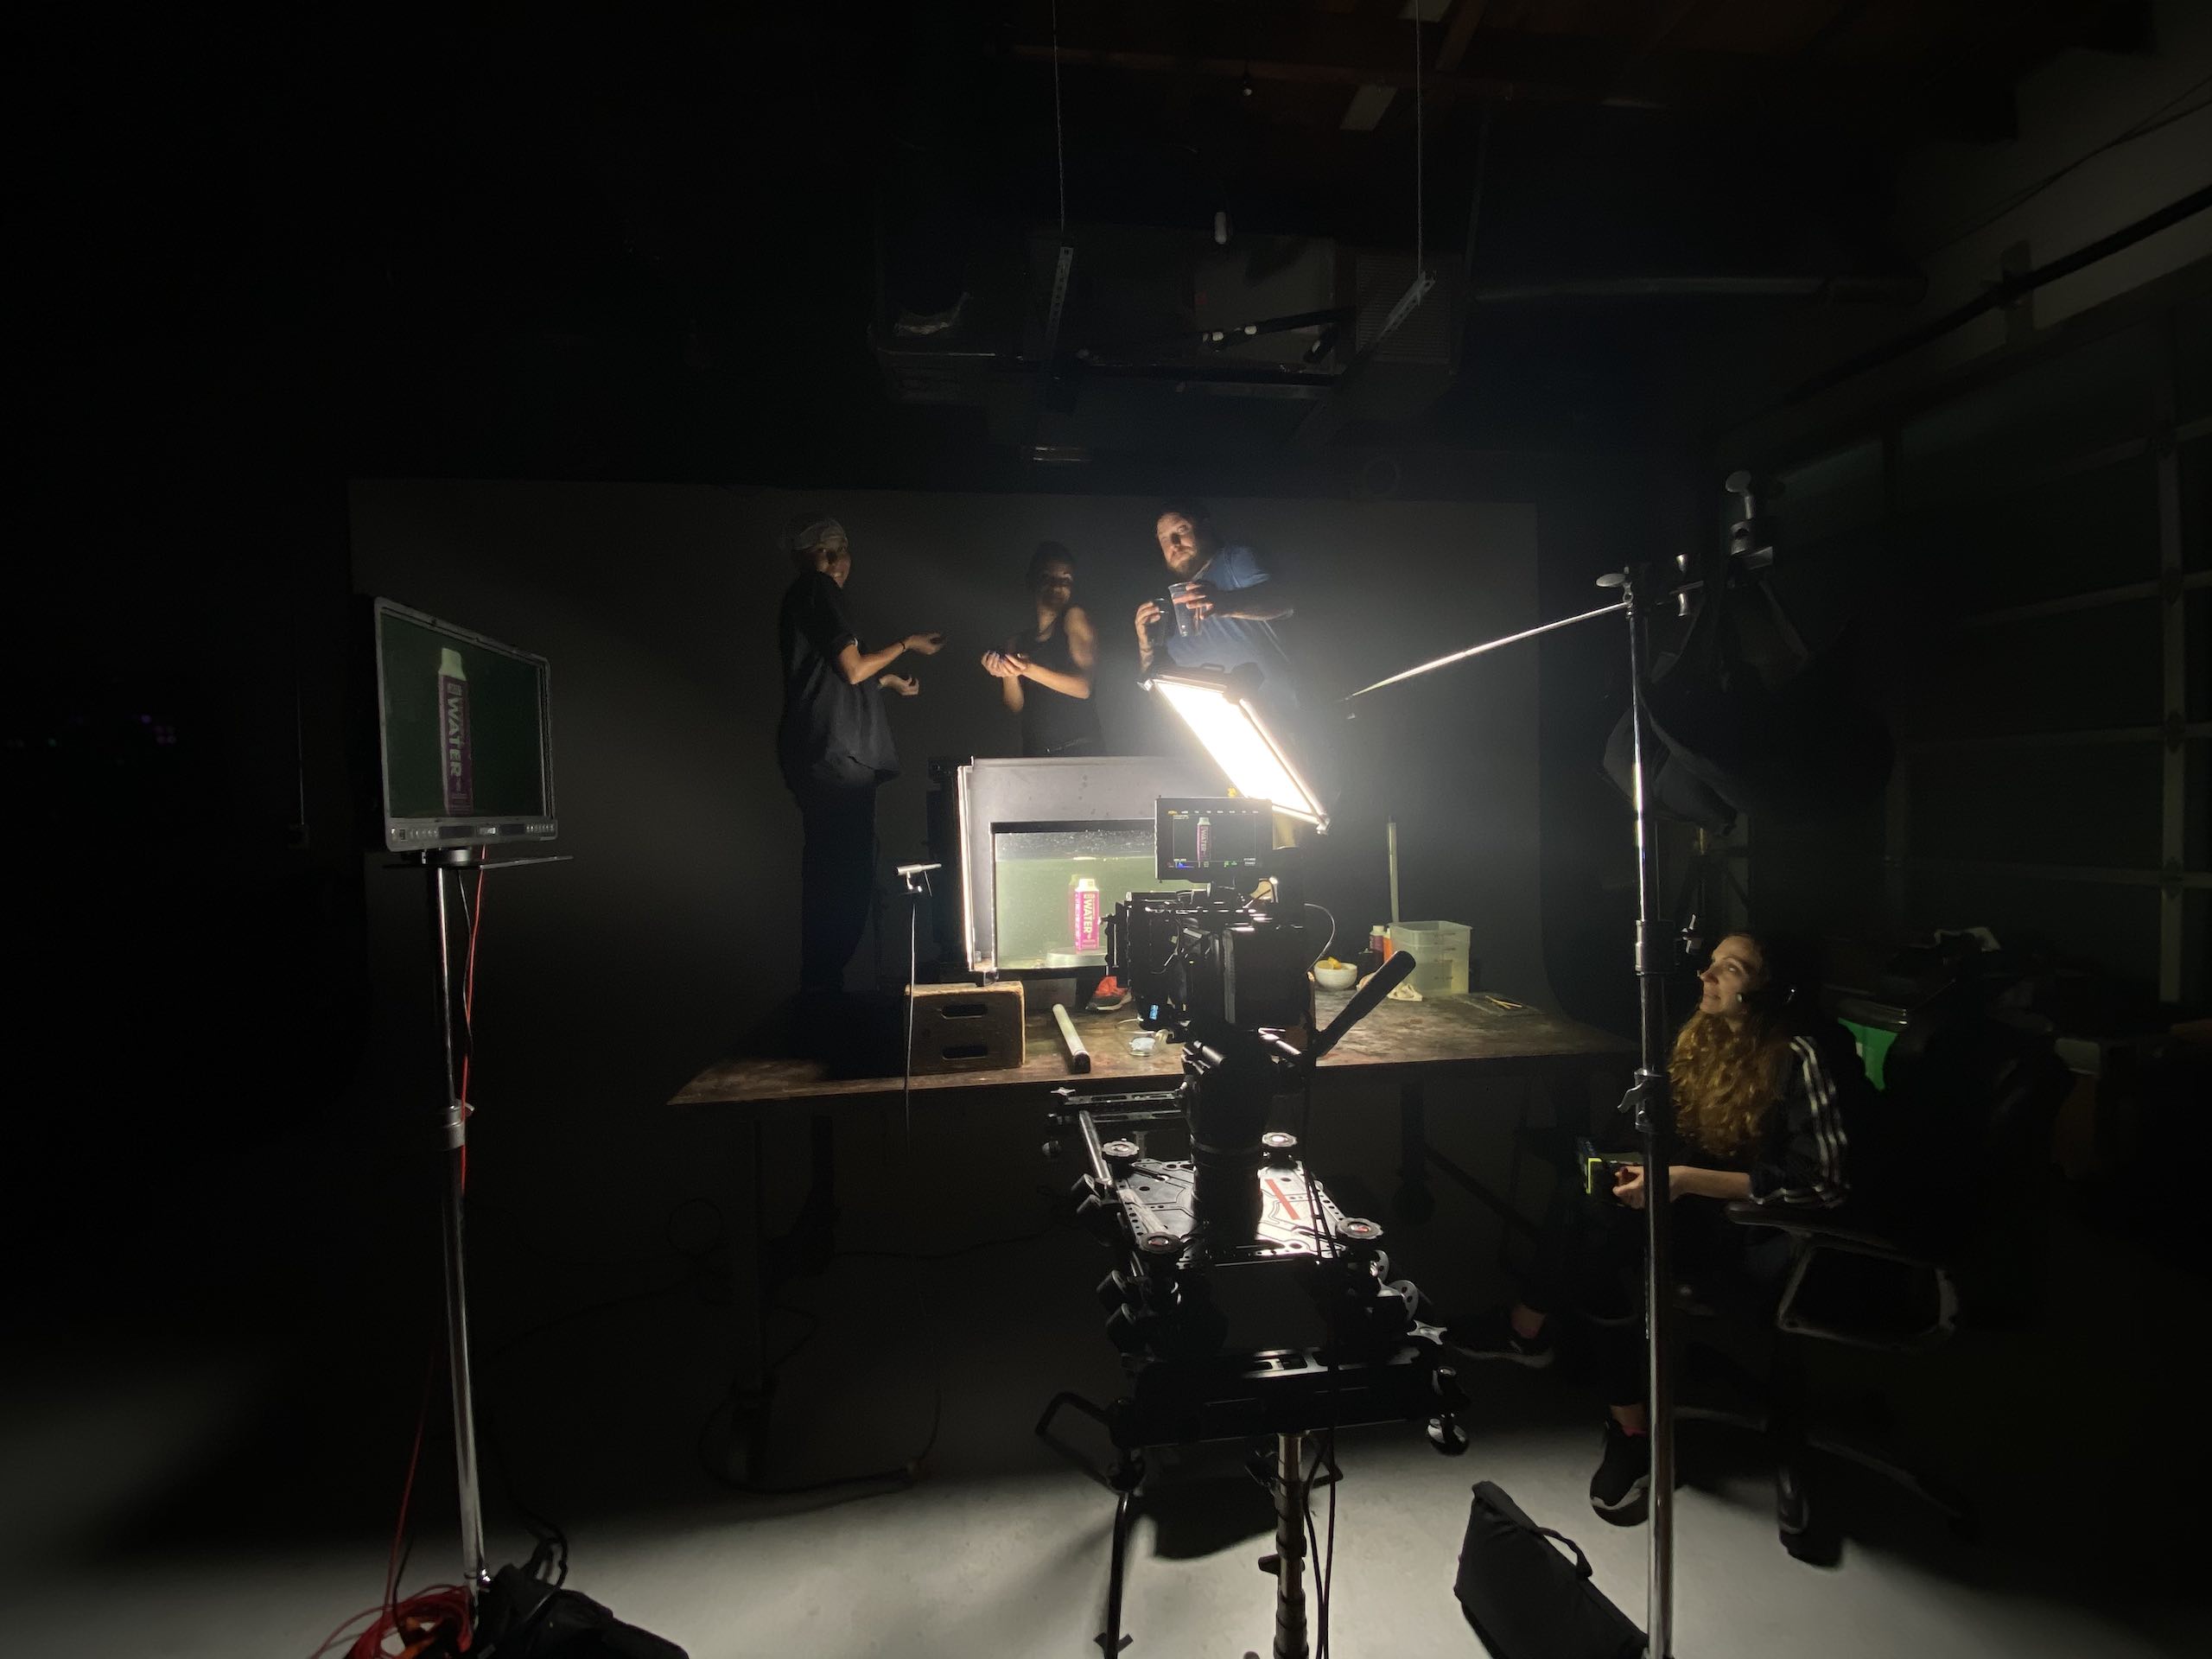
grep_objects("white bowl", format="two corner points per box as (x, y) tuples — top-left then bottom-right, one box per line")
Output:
(1313, 963), (1358, 991)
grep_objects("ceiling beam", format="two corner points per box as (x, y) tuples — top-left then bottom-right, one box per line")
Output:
(1007, 22), (2019, 141)
(1434, 0), (1490, 73)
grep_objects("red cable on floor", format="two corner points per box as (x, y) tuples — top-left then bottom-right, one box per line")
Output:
(382, 1359), (435, 1629)
(327, 1359), (474, 1657)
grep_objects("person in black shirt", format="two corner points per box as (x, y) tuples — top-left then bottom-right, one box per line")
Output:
(775, 513), (942, 995)
(980, 542), (1102, 757)
(1446, 931), (1868, 1527)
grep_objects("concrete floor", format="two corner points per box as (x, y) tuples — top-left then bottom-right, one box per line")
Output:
(2, 1096), (2200, 1658)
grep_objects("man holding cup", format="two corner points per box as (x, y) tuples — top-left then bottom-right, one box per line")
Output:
(1134, 499), (1301, 709)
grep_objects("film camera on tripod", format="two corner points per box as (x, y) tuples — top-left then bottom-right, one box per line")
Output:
(1036, 714), (1468, 1656)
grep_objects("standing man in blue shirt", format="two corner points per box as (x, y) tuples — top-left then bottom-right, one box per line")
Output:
(1135, 498), (1333, 817)
(1134, 500), (1302, 709)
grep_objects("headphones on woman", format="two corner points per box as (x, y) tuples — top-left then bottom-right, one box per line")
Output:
(1734, 985), (1796, 1010)
(1716, 933), (1816, 1016)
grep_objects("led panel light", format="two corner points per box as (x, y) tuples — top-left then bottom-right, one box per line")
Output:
(1146, 670), (1325, 826)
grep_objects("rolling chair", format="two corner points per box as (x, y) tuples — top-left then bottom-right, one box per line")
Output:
(1675, 1008), (2071, 1557)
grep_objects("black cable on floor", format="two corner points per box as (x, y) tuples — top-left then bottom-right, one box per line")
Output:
(477, 1407), (569, 1588)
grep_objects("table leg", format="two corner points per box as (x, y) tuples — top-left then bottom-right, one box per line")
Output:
(792, 1109), (839, 1275)
(716, 1116), (775, 1483)
(718, 1108), (847, 1484)
(1393, 1080), (1436, 1225)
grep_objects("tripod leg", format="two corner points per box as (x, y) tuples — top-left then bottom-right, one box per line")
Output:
(1269, 1432), (1310, 1659)
(1097, 1459), (1141, 1655)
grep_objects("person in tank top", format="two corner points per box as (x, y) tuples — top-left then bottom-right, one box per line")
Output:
(981, 542), (1103, 757)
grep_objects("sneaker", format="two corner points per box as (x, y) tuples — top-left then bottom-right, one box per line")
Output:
(1442, 1306), (1555, 1369)
(1589, 1418), (1651, 1525)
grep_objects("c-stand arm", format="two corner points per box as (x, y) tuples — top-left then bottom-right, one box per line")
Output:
(1306, 951), (1416, 1064)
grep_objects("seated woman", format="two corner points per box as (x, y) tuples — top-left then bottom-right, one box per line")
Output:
(981, 542), (1103, 758)
(1449, 931), (1866, 1525)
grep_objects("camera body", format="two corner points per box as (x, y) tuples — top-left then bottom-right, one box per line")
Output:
(1110, 888), (1312, 1038)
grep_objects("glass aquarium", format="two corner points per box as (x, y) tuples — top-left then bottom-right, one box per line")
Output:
(991, 820), (1198, 971)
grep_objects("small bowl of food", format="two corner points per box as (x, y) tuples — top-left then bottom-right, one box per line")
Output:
(1313, 957), (1358, 992)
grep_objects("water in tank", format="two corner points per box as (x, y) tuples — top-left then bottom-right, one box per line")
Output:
(989, 821), (1198, 971)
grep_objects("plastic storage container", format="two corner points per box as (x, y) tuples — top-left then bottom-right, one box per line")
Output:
(1387, 921), (1471, 995)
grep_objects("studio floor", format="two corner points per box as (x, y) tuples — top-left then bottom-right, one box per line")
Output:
(3, 1097), (2200, 1659)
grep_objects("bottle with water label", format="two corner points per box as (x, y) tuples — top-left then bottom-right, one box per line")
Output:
(1070, 875), (1103, 953)
(438, 647), (474, 817)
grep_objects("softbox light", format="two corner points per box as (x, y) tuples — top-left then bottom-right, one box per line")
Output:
(1144, 666), (1325, 827)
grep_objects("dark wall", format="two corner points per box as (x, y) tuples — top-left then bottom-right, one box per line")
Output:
(348, 480), (1542, 1244)
(1719, 285), (2212, 1010)
(5, 467), (384, 1346)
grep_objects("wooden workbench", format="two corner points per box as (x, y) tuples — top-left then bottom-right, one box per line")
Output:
(671, 990), (1631, 1110)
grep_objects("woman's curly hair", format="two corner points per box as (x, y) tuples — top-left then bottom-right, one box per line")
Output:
(1668, 931), (1816, 1159)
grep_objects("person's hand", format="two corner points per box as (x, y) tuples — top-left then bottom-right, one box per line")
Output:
(1003, 652), (1034, 679)
(1173, 580), (1220, 621)
(880, 673), (920, 697)
(1134, 599), (1165, 640)
(905, 632), (945, 657)
(1611, 1165), (1691, 1209)
(980, 650), (1016, 678)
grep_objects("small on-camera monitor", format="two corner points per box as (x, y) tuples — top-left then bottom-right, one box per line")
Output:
(370, 598), (556, 853)
(1156, 797), (1274, 881)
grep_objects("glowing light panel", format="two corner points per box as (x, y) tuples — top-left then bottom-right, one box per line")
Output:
(1148, 675), (1323, 824)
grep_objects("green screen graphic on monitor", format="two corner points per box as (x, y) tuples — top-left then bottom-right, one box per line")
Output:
(378, 607), (550, 838)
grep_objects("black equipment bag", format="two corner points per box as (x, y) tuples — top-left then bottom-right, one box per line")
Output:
(1453, 1482), (1644, 1659)
(476, 1565), (690, 1659)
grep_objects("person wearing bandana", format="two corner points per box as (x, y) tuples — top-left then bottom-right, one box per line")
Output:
(775, 512), (942, 996)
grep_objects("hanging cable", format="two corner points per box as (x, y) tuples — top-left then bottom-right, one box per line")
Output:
(1412, 3), (1425, 277)
(458, 862), (486, 1103)
(1463, 99), (1494, 276)
(1051, 0), (1067, 232)
(454, 861), (487, 1193)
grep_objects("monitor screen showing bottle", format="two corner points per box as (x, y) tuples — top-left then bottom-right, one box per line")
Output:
(373, 600), (556, 850)
(1156, 798), (1274, 880)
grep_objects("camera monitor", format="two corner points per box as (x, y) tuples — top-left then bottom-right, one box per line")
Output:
(1156, 797), (1274, 882)
(372, 598), (556, 853)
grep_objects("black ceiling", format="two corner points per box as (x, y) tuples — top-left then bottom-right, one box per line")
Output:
(13, 3), (2149, 487)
